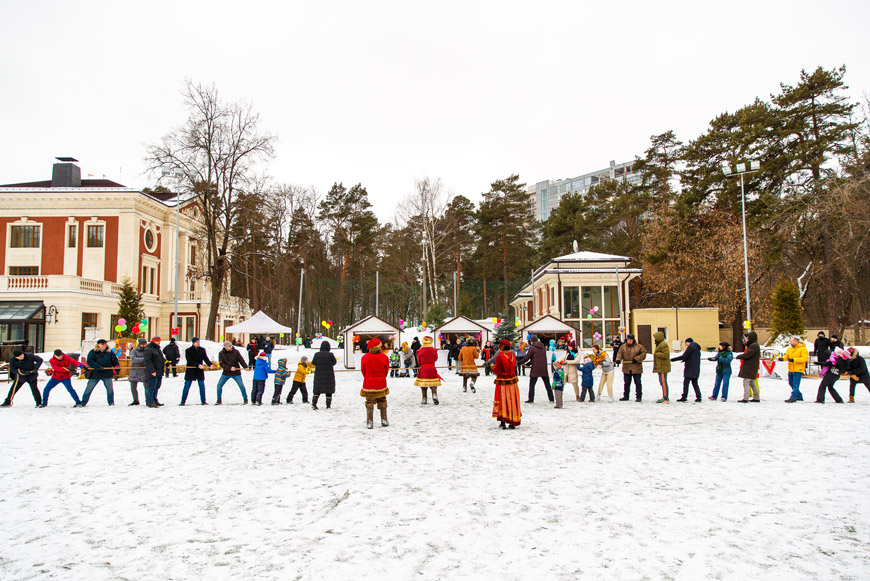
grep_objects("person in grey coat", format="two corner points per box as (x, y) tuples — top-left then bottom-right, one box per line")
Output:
(127, 338), (149, 406)
(672, 338), (702, 402)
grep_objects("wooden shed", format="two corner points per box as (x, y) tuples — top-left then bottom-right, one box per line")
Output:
(432, 316), (490, 349)
(340, 315), (400, 369)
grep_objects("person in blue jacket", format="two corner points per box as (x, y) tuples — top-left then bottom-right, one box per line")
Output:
(708, 342), (733, 401)
(672, 338), (702, 402)
(579, 357), (595, 402)
(251, 352), (275, 406)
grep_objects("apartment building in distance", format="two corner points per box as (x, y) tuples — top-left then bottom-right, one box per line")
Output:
(534, 160), (641, 222)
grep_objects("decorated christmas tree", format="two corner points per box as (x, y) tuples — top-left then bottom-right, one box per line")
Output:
(493, 312), (518, 344)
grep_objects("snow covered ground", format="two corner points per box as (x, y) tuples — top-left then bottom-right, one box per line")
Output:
(1, 346), (869, 580)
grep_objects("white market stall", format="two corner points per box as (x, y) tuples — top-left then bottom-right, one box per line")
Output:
(341, 315), (400, 369)
(432, 316), (490, 349)
(225, 310), (293, 344)
(519, 315), (577, 347)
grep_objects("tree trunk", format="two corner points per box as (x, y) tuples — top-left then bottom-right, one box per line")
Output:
(206, 252), (227, 340)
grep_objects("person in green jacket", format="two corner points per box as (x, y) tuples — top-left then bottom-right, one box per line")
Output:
(652, 331), (671, 403)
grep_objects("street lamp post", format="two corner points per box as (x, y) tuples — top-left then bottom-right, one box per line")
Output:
(722, 160), (760, 329)
(161, 167), (187, 335)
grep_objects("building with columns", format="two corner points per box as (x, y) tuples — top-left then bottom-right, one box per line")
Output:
(510, 251), (642, 348)
(0, 157), (250, 352)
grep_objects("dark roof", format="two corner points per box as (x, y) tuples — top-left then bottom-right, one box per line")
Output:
(143, 191), (178, 202)
(0, 179), (127, 188)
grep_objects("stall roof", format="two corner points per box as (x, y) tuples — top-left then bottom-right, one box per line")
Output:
(224, 310), (292, 334)
(341, 315), (399, 334)
(0, 301), (44, 321)
(520, 315), (576, 335)
(432, 316), (488, 334)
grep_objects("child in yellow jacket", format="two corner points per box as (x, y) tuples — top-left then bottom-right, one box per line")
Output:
(286, 356), (314, 404)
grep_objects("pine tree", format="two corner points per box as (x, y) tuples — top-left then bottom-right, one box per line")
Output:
(493, 312), (518, 344)
(769, 279), (804, 340)
(116, 278), (144, 336)
(424, 302), (448, 328)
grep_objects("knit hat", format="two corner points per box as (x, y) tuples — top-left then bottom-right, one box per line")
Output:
(138, 338), (147, 345)
(151, 336), (161, 343)
(421, 337), (434, 347)
(258, 351), (267, 357)
(584, 357), (592, 364)
(553, 360), (563, 369)
(367, 338), (382, 350)
(685, 338), (694, 344)
(500, 339), (511, 349)
(191, 337), (199, 344)
(626, 334), (635, 341)
(12, 349), (23, 357)
(834, 347), (846, 358)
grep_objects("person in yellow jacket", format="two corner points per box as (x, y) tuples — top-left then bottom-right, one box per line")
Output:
(286, 356), (314, 404)
(784, 337), (809, 402)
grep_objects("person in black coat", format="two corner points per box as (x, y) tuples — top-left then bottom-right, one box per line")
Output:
(847, 347), (870, 401)
(448, 339), (462, 373)
(517, 336), (554, 404)
(816, 348), (847, 403)
(311, 341), (337, 410)
(246, 338), (259, 368)
(261, 336), (275, 366)
(814, 332), (832, 365)
(1, 350), (43, 407)
(81, 339), (118, 407)
(830, 334), (845, 350)
(735, 331), (761, 402)
(143, 337), (167, 408)
(410, 337), (422, 377)
(611, 337), (623, 367)
(672, 338), (702, 402)
(163, 337), (180, 378)
(180, 337), (213, 405)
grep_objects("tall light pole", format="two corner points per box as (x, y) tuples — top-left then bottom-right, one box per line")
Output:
(722, 160), (760, 329)
(161, 166), (187, 334)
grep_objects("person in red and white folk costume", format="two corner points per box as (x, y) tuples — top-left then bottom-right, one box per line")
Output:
(491, 339), (522, 429)
(414, 336), (442, 405)
(360, 337), (390, 429)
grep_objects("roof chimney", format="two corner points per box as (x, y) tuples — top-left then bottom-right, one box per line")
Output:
(51, 157), (81, 188)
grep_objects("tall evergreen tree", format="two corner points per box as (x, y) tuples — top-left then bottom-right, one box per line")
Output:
(476, 175), (536, 312)
(769, 279), (805, 340)
(493, 313), (518, 344)
(116, 278), (144, 337)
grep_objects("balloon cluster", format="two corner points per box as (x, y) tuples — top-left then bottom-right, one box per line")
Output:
(321, 320), (333, 329)
(315, 332), (323, 340)
(416, 321), (427, 332)
(171, 327), (179, 336)
(593, 332), (602, 340)
(743, 320), (751, 330)
(492, 317), (503, 329)
(514, 317), (521, 327)
(586, 306), (600, 320)
(116, 317), (149, 335)
(296, 337), (303, 345)
(399, 319), (406, 330)
(618, 326), (626, 335)
(352, 335), (360, 343)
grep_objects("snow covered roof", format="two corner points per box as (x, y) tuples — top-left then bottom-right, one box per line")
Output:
(537, 268), (644, 275)
(341, 315), (399, 335)
(224, 310), (293, 334)
(520, 315), (576, 335)
(552, 251), (632, 263)
(432, 316), (488, 334)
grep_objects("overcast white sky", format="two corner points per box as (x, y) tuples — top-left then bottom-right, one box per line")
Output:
(1, 0), (868, 217)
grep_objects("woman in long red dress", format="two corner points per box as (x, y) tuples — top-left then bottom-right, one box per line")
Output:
(492, 339), (521, 429)
(414, 336), (442, 404)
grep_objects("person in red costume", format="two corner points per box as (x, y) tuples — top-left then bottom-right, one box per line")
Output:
(491, 339), (521, 429)
(414, 336), (442, 405)
(360, 337), (390, 429)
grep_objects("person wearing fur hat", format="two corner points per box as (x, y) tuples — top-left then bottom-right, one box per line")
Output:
(360, 337), (390, 428)
(414, 336), (442, 404)
(492, 339), (521, 428)
(458, 339), (481, 392)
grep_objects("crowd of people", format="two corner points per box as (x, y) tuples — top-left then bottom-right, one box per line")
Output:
(2, 330), (868, 431)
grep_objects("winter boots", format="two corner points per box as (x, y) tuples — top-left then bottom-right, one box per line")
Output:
(431, 387), (439, 406)
(326, 396), (332, 409)
(312, 395), (319, 410)
(554, 391), (563, 409)
(366, 404), (374, 429)
(421, 387), (428, 405)
(380, 407), (389, 427)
